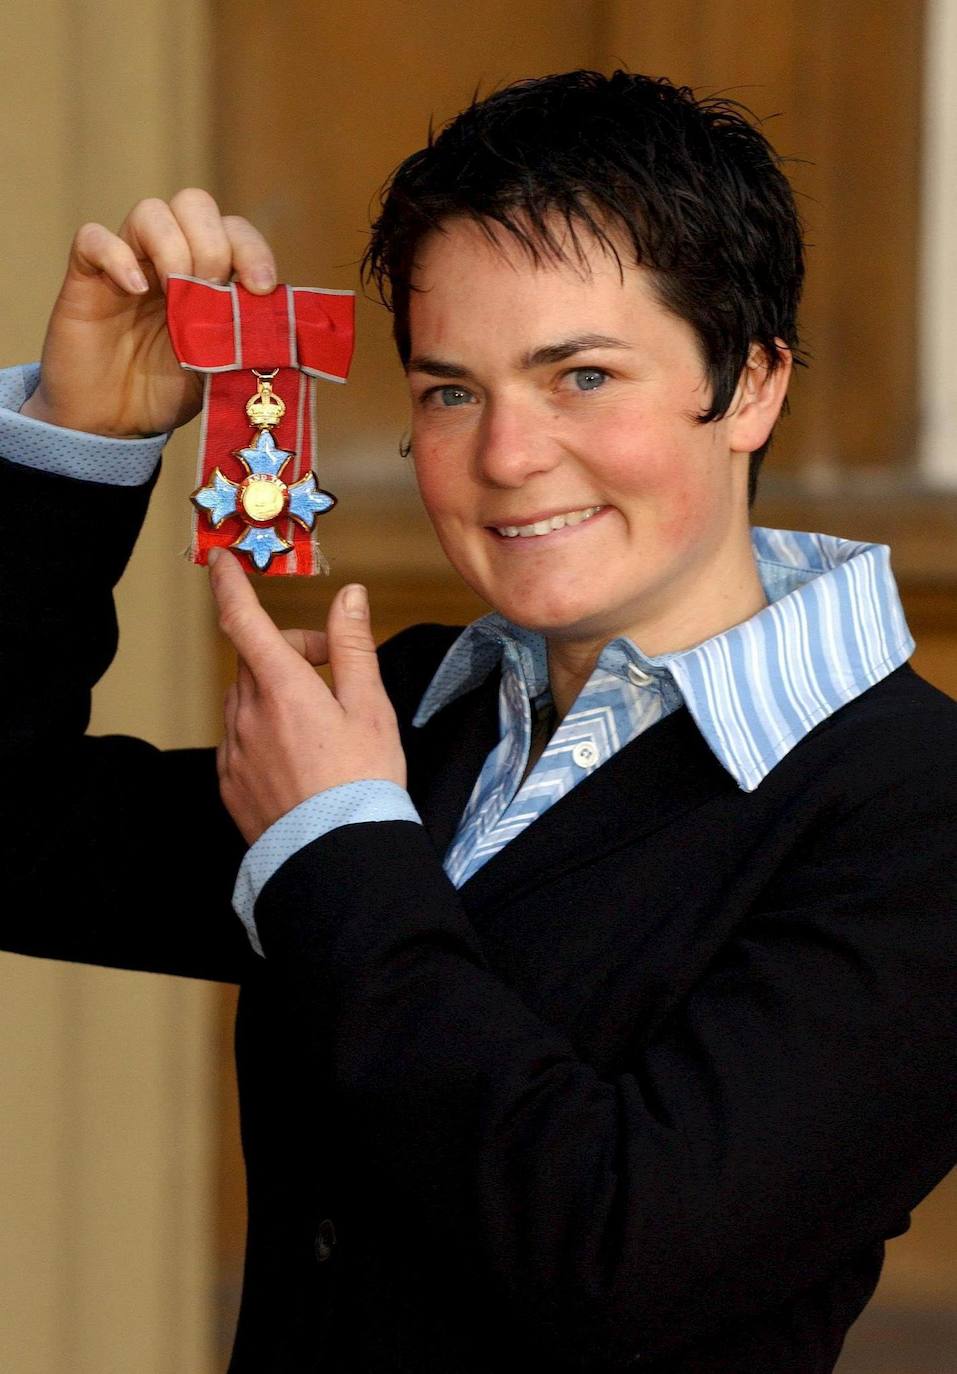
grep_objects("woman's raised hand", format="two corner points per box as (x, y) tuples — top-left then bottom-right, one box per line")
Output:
(21, 188), (277, 439)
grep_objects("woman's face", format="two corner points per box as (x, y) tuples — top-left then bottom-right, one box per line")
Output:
(406, 218), (774, 654)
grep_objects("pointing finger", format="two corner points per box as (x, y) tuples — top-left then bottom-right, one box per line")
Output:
(209, 549), (290, 680)
(236, 657), (256, 706)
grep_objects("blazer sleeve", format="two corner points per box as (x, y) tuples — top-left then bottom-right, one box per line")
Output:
(252, 740), (957, 1367)
(0, 454), (253, 984)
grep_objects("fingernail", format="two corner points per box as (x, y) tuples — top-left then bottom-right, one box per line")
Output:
(129, 268), (149, 293)
(208, 548), (222, 567)
(251, 269), (276, 292)
(343, 584), (368, 619)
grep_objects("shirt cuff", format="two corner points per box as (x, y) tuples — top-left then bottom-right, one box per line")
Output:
(0, 363), (167, 486)
(232, 780), (423, 956)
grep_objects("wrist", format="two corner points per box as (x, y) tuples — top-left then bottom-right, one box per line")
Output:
(19, 390), (157, 441)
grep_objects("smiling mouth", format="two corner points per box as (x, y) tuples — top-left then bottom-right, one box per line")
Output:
(492, 505), (606, 538)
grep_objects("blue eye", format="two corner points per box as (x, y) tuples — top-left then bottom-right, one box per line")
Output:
(572, 368), (607, 391)
(434, 386), (472, 407)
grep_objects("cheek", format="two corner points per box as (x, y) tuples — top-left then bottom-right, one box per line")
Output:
(412, 442), (456, 521)
(598, 413), (727, 540)
(655, 489), (714, 555)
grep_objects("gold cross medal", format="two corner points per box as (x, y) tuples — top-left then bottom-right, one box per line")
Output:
(192, 371), (337, 572)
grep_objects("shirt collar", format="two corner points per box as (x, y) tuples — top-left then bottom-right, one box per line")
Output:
(412, 527), (915, 791)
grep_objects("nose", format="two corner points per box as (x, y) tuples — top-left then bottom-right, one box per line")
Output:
(472, 396), (562, 488)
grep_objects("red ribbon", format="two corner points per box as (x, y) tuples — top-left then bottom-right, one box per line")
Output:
(166, 274), (354, 576)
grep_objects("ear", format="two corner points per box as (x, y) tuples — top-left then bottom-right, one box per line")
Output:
(727, 340), (792, 455)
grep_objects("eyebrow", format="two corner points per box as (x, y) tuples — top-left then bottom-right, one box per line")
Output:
(406, 333), (632, 379)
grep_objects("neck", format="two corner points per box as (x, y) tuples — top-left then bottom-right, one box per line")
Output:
(546, 544), (768, 721)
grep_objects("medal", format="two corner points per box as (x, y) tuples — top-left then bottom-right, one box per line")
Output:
(166, 275), (354, 576)
(192, 371), (337, 571)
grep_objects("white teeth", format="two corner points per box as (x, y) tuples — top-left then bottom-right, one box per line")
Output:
(495, 505), (602, 538)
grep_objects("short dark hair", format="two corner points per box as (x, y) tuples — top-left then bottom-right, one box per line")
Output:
(362, 69), (805, 501)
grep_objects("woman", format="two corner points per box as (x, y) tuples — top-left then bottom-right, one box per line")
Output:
(4, 71), (957, 1372)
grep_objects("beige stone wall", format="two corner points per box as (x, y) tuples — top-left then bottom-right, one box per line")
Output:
(0, 2), (219, 1370)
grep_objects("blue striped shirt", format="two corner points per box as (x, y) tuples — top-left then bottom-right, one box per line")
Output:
(417, 529), (914, 885)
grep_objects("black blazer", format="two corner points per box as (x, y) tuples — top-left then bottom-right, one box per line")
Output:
(3, 454), (957, 1373)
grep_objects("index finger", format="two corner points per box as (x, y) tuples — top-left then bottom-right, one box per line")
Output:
(209, 549), (289, 678)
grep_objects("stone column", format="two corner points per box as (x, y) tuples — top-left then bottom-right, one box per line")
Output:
(920, 0), (957, 485)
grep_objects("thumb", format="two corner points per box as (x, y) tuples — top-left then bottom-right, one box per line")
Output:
(326, 584), (385, 710)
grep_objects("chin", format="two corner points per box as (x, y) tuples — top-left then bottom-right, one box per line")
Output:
(490, 591), (623, 640)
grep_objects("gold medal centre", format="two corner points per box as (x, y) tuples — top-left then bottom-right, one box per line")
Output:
(239, 474), (288, 523)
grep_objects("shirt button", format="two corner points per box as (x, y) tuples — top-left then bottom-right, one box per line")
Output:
(572, 741), (599, 768)
(627, 663), (654, 687)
